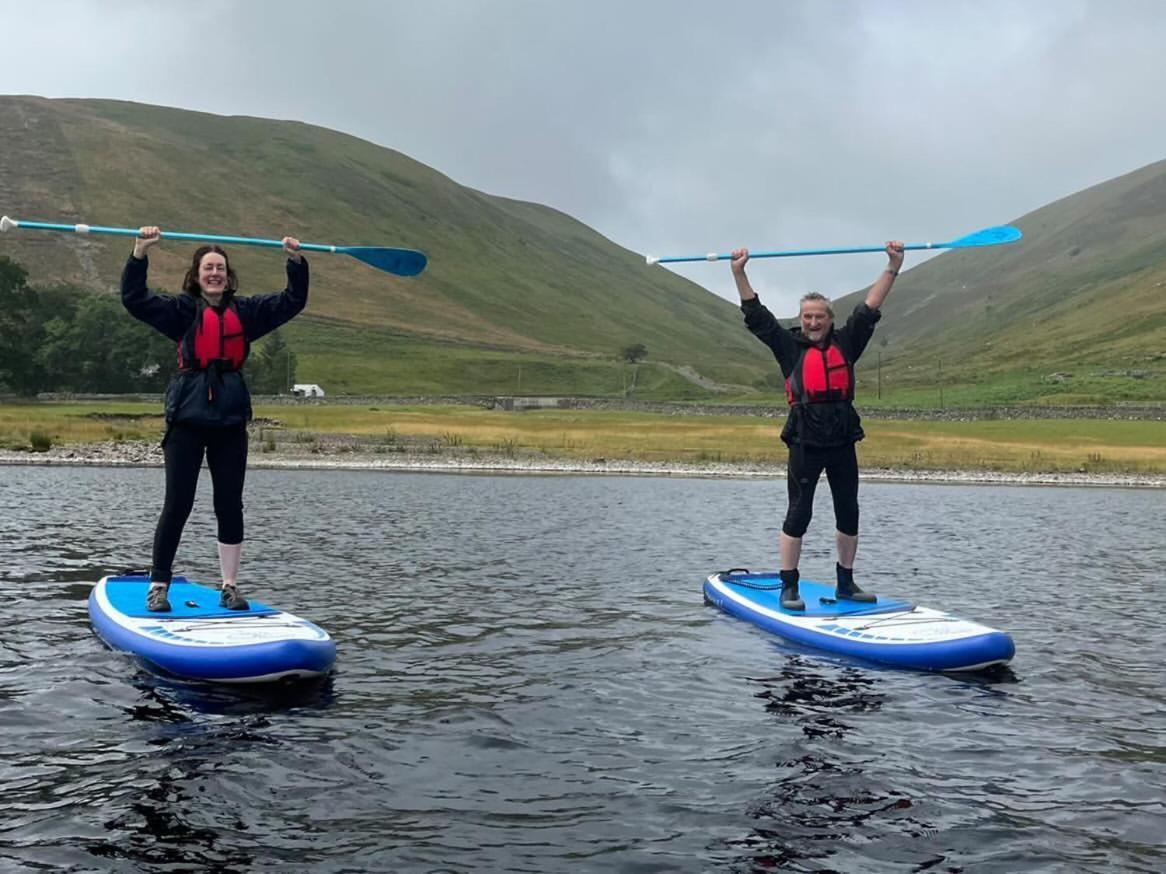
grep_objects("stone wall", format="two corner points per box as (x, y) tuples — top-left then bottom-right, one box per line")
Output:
(27, 392), (1166, 421)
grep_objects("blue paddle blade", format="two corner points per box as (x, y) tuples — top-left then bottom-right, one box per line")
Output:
(342, 246), (428, 276)
(948, 225), (1022, 248)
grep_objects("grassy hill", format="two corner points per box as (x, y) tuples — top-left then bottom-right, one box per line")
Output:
(0, 95), (768, 398)
(1, 95), (1163, 406)
(834, 160), (1166, 406)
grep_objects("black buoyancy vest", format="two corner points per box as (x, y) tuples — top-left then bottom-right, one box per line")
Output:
(178, 299), (247, 372)
(785, 340), (854, 406)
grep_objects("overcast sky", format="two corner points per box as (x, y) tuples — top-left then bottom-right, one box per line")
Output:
(5, 0), (1165, 311)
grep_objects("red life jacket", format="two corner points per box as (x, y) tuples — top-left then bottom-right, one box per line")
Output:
(178, 300), (247, 371)
(785, 340), (854, 406)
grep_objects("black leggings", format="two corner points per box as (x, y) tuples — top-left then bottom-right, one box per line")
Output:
(150, 423), (248, 584)
(782, 442), (860, 538)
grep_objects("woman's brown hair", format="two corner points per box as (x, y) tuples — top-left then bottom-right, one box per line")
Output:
(181, 246), (239, 297)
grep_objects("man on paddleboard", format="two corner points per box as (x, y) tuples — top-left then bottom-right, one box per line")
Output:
(730, 242), (905, 610)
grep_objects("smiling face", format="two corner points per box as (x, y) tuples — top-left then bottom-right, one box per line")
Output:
(799, 298), (834, 344)
(198, 251), (229, 299)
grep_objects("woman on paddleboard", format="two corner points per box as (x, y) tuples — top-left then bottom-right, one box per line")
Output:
(730, 241), (904, 611)
(122, 227), (309, 612)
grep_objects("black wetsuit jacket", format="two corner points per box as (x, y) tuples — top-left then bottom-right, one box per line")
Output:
(121, 254), (309, 428)
(742, 297), (881, 447)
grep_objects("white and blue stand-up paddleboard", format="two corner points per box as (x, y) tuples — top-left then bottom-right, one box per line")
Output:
(89, 575), (336, 683)
(704, 570), (1014, 672)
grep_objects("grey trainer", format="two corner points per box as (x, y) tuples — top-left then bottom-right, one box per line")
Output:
(146, 584), (172, 612)
(219, 585), (249, 611)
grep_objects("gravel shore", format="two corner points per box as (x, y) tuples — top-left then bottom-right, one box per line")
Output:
(1, 440), (1162, 489)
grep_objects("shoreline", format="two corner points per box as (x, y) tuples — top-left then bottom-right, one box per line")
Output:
(1, 441), (1162, 489)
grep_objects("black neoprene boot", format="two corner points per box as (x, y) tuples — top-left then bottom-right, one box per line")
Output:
(836, 563), (876, 603)
(779, 569), (806, 611)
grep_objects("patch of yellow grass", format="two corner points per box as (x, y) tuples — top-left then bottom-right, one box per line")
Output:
(0, 403), (165, 446)
(861, 422), (1166, 473)
(2, 401), (1163, 474)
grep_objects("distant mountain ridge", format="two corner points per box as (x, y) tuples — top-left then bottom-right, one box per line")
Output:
(832, 159), (1166, 404)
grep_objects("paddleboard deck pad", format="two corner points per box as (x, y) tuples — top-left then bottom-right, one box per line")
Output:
(704, 570), (1014, 672)
(90, 575), (336, 683)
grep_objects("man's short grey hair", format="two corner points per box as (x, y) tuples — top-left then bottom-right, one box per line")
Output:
(799, 292), (834, 318)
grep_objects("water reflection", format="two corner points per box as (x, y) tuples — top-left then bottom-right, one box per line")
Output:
(80, 670), (336, 869)
(3, 467), (1164, 872)
(715, 651), (1031, 872)
(126, 670), (337, 720)
(711, 657), (907, 870)
(90, 732), (258, 871)
(752, 656), (888, 738)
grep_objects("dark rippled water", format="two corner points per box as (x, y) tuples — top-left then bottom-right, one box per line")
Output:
(1, 465), (1163, 872)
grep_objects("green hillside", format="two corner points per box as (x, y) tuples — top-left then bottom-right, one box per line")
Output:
(0, 95), (768, 398)
(1, 95), (1163, 405)
(834, 160), (1166, 406)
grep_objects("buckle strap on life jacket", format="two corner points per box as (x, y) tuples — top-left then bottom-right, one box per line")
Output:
(177, 299), (246, 372)
(785, 341), (854, 406)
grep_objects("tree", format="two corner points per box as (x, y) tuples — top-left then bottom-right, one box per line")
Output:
(621, 343), (648, 364)
(0, 257), (39, 394)
(246, 329), (296, 394)
(36, 294), (173, 392)
(0, 257), (174, 394)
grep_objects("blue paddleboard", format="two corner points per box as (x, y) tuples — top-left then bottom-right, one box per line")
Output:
(704, 571), (1014, 672)
(89, 575), (336, 683)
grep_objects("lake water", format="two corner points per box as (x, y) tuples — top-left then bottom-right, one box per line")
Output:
(1, 466), (1163, 872)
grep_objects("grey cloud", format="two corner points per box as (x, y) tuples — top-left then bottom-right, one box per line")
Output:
(4, 0), (1165, 314)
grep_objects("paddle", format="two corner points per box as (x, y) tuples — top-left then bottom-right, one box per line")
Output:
(0, 215), (428, 277)
(645, 224), (1022, 265)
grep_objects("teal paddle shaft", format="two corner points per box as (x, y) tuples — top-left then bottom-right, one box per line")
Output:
(0, 215), (427, 277)
(645, 225), (1021, 265)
